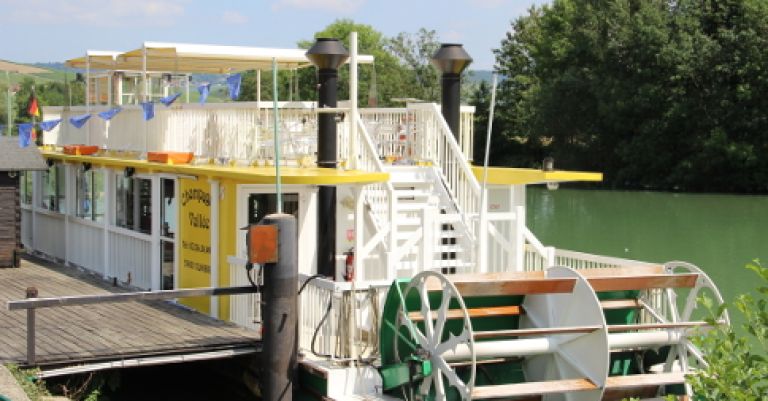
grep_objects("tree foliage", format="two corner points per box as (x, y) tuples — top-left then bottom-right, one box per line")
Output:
(386, 28), (442, 102)
(237, 19), (454, 107)
(488, 0), (768, 192)
(689, 260), (768, 400)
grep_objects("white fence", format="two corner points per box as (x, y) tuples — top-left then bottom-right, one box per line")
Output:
(43, 103), (346, 166)
(32, 212), (65, 260)
(107, 229), (152, 289)
(66, 219), (105, 276)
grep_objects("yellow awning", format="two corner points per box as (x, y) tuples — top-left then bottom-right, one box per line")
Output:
(472, 166), (603, 185)
(42, 151), (388, 185)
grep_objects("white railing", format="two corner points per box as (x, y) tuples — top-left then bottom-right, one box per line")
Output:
(42, 103), (349, 166)
(353, 116), (395, 280)
(298, 276), (387, 360)
(522, 227), (556, 271)
(32, 212), (66, 261)
(459, 105), (475, 162)
(107, 229), (152, 289)
(67, 219), (105, 276)
(409, 103), (481, 241)
(228, 257), (261, 331)
(524, 246), (658, 272)
(359, 108), (414, 162)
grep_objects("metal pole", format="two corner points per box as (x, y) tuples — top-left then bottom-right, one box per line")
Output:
(349, 32), (358, 170)
(261, 214), (297, 401)
(257, 69), (262, 106)
(272, 58), (282, 213)
(5, 71), (12, 136)
(26, 287), (38, 365)
(478, 74), (498, 274)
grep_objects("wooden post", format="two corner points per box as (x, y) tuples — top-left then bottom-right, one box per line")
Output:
(25, 287), (38, 365)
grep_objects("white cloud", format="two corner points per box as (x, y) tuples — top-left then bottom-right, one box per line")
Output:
(0, 0), (186, 27)
(221, 10), (248, 25)
(272, 0), (364, 13)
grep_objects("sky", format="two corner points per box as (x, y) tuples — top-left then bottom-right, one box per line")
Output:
(0, 0), (549, 70)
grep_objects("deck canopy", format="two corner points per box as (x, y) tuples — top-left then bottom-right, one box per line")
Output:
(66, 42), (374, 73)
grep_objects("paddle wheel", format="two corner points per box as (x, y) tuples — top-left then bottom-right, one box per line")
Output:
(378, 264), (727, 401)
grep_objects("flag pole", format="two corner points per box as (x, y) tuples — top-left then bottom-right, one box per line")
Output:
(478, 73), (498, 274)
(5, 71), (11, 136)
(272, 58), (282, 214)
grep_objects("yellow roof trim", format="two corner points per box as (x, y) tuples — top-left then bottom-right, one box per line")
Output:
(472, 166), (603, 185)
(42, 151), (388, 185)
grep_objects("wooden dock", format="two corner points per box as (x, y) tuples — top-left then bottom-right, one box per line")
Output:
(0, 256), (260, 375)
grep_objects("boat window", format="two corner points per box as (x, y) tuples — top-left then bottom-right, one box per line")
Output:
(40, 162), (65, 213)
(160, 178), (176, 239)
(115, 176), (152, 234)
(247, 193), (299, 225)
(75, 167), (105, 221)
(20, 171), (32, 205)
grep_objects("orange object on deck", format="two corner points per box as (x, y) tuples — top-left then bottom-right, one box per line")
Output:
(62, 145), (99, 156)
(147, 151), (194, 165)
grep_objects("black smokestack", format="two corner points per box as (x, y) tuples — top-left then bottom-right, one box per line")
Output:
(306, 38), (349, 279)
(431, 43), (472, 139)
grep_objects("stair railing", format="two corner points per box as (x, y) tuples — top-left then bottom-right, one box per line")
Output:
(408, 103), (481, 263)
(353, 115), (398, 280)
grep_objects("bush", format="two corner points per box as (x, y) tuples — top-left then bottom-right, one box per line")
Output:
(688, 260), (768, 400)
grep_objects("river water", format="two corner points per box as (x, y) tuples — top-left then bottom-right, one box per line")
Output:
(527, 186), (768, 304)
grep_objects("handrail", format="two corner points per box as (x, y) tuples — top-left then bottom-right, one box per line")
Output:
(8, 285), (258, 365)
(8, 286), (258, 310)
(355, 115), (396, 278)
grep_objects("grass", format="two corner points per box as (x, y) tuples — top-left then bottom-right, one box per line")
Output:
(4, 363), (50, 401)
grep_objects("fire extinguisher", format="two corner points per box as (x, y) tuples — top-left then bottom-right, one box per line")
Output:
(344, 247), (355, 282)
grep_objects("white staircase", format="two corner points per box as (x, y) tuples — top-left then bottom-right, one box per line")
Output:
(386, 165), (474, 276)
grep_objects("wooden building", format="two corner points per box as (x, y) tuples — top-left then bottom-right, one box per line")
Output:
(0, 137), (47, 267)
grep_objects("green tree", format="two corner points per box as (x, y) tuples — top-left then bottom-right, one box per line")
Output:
(491, 0), (768, 193)
(239, 19), (413, 107)
(386, 28), (442, 102)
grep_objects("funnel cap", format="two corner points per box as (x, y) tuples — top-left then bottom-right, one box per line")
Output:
(431, 43), (473, 74)
(306, 38), (350, 70)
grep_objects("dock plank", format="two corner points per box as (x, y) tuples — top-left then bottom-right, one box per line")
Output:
(0, 256), (260, 369)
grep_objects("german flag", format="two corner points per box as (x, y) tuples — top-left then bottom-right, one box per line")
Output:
(27, 91), (40, 118)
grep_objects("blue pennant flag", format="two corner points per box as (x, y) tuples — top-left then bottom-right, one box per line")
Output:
(98, 107), (122, 121)
(159, 92), (182, 107)
(69, 113), (92, 129)
(18, 123), (34, 148)
(198, 83), (211, 105)
(227, 74), (241, 100)
(141, 102), (155, 121)
(39, 118), (62, 132)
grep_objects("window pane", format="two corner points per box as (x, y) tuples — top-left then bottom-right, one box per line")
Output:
(56, 164), (66, 213)
(137, 178), (152, 234)
(161, 240), (174, 290)
(115, 176), (134, 229)
(92, 171), (104, 221)
(20, 171), (32, 205)
(161, 179), (176, 238)
(76, 169), (92, 219)
(41, 164), (65, 213)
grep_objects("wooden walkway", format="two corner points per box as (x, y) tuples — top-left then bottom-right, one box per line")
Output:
(0, 256), (260, 371)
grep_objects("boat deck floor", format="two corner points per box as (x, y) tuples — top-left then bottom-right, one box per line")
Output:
(0, 256), (260, 371)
